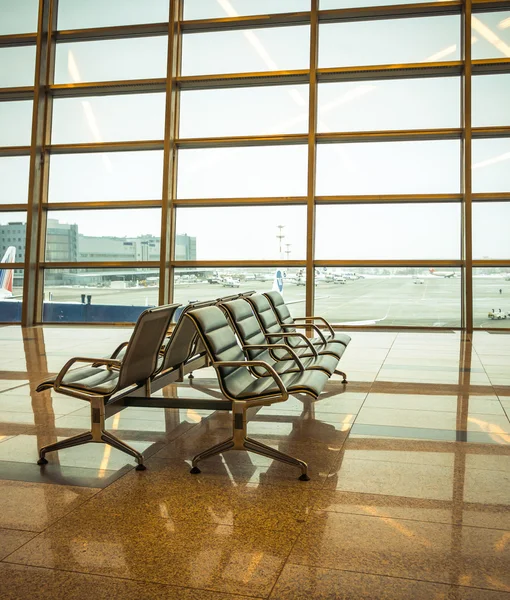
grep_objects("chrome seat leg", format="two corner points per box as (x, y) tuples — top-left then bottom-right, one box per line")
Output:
(37, 431), (93, 464)
(244, 436), (309, 480)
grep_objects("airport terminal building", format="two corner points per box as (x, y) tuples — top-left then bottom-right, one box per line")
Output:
(0, 2), (509, 599)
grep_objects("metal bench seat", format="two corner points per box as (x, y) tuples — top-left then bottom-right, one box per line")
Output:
(219, 298), (340, 377)
(35, 303), (179, 470)
(185, 305), (330, 480)
(264, 290), (352, 348)
(244, 293), (348, 382)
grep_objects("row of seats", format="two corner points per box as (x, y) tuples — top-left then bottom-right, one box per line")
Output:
(36, 291), (350, 480)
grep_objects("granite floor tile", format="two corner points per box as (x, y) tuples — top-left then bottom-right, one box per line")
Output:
(270, 563), (510, 599)
(0, 479), (99, 532)
(5, 509), (296, 597)
(0, 528), (37, 560)
(289, 511), (510, 592)
(0, 563), (263, 600)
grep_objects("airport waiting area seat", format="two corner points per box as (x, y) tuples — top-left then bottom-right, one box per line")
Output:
(264, 290), (352, 349)
(36, 304), (179, 470)
(185, 305), (330, 480)
(218, 298), (341, 378)
(244, 293), (349, 382)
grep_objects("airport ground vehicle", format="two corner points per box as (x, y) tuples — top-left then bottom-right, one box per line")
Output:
(488, 309), (508, 320)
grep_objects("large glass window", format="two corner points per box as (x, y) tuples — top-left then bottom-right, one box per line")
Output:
(181, 26), (310, 76)
(48, 151), (164, 202)
(472, 139), (510, 194)
(0, 269), (23, 323)
(0, 158), (30, 204)
(45, 209), (161, 262)
(0, 212), (27, 259)
(0, 0), (38, 35)
(43, 268), (159, 323)
(318, 78), (460, 132)
(0, 46), (36, 87)
(52, 94), (166, 144)
(316, 204), (461, 260)
(321, 0), (454, 7)
(0, 101), (33, 147)
(314, 267), (462, 327)
(179, 85), (309, 138)
(472, 12), (510, 61)
(183, 0), (310, 20)
(57, 0), (170, 30)
(175, 206), (307, 261)
(473, 203), (510, 260)
(177, 146), (308, 198)
(319, 16), (460, 68)
(173, 266), (306, 318)
(473, 268), (510, 329)
(316, 141), (461, 195)
(54, 38), (168, 84)
(473, 74), (510, 128)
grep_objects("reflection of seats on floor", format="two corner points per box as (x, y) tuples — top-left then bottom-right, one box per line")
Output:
(219, 298), (341, 377)
(244, 293), (349, 382)
(185, 305), (330, 480)
(36, 304), (179, 470)
(264, 290), (352, 349)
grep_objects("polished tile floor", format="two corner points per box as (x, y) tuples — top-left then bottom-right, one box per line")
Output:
(0, 326), (509, 599)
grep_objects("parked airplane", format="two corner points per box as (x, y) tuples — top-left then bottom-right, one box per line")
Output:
(0, 246), (16, 299)
(429, 268), (455, 278)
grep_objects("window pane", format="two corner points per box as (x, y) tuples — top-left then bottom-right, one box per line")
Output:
(52, 94), (166, 144)
(49, 151), (164, 202)
(0, 101), (33, 146)
(473, 267), (510, 329)
(0, 212), (27, 260)
(0, 270), (23, 323)
(179, 86), (309, 138)
(316, 141), (461, 195)
(319, 17), (460, 68)
(177, 146), (308, 198)
(43, 269), (159, 323)
(0, 46), (36, 87)
(173, 267), (305, 318)
(473, 203), (510, 260)
(314, 267), (461, 327)
(0, 0), (38, 34)
(57, 0), (169, 29)
(318, 78), (460, 132)
(45, 209), (161, 262)
(0, 157), (30, 204)
(181, 26), (310, 76)
(472, 12), (510, 60)
(183, 0), (310, 20)
(472, 139), (510, 193)
(176, 206), (306, 260)
(54, 38), (168, 84)
(473, 74), (510, 127)
(316, 204), (460, 260)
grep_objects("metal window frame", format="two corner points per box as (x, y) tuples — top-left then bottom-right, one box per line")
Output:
(0, 0), (508, 329)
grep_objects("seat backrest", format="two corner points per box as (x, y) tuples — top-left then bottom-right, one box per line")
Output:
(117, 303), (179, 390)
(219, 299), (268, 362)
(264, 291), (295, 327)
(186, 305), (256, 399)
(157, 300), (215, 373)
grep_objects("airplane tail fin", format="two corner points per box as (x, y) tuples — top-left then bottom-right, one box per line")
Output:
(0, 246), (16, 297)
(272, 269), (284, 295)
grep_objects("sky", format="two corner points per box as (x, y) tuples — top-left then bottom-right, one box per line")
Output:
(0, 0), (509, 262)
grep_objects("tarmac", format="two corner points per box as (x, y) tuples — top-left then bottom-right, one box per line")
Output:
(37, 275), (510, 328)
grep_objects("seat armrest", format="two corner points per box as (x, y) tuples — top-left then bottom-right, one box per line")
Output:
(281, 322), (328, 345)
(54, 357), (122, 390)
(293, 316), (335, 337)
(212, 360), (288, 400)
(243, 343), (304, 371)
(265, 330), (318, 356)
